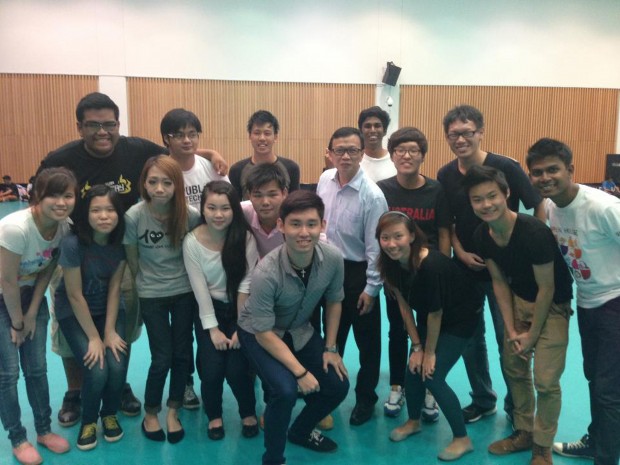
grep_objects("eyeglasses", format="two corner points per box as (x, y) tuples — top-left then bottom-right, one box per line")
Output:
(81, 121), (118, 132)
(446, 130), (478, 141)
(393, 147), (422, 158)
(167, 131), (200, 141)
(330, 147), (362, 157)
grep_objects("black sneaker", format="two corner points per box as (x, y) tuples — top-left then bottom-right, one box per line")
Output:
(101, 415), (124, 442)
(462, 403), (497, 424)
(183, 384), (200, 410)
(288, 429), (338, 453)
(77, 423), (97, 451)
(58, 390), (81, 427)
(552, 434), (594, 459)
(120, 384), (141, 416)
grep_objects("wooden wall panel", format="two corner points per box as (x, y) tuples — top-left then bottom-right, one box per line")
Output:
(400, 86), (619, 183)
(0, 74), (98, 182)
(127, 78), (375, 183)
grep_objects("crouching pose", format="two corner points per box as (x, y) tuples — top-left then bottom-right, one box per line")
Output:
(464, 165), (573, 465)
(377, 211), (483, 461)
(238, 190), (349, 465)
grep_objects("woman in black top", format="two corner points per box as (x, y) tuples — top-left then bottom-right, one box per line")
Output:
(376, 211), (484, 461)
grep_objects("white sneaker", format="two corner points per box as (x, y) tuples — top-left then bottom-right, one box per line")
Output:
(383, 387), (405, 417)
(421, 390), (439, 423)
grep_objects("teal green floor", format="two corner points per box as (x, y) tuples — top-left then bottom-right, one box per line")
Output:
(1, 202), (592, 465)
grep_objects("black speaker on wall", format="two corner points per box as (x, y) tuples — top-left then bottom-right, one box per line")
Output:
(382, 61), (401, 86)
(605, 154), (620, 182)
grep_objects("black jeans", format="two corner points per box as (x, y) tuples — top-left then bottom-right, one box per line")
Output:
(578, 295), (620, 465)
(194, 300), (255, 421)
(140, 292), (195, 413)
(336, 260), (381, 405)
(385, 291), (408, 387)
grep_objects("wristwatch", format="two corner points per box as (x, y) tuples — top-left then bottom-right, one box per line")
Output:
(324, 344), (338, 353)
(412, 343), (423, 353)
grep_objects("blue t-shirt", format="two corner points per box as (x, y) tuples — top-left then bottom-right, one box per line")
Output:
(55, 233), (126, 320)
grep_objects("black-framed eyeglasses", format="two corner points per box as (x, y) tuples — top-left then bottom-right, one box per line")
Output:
(446, 130), (478, 141)
(331, 147), (362, 157)
(81, 121), (118, 132)
(167, 131), (200, 141)
(393, 147), (422, 158)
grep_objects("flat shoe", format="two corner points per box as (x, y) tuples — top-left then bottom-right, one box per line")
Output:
(13, 442), (42, 465)
(167, 420), (185, 444)
(242, 423), (259, 438)
(438, 444), (474, 461)
(389, 424), (421, 442)
(208, 425), (225, 441)
(141, 420), (165, 442)
(36, 433), (70, 454)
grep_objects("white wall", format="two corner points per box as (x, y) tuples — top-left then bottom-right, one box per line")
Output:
(1, 0), (619, 88)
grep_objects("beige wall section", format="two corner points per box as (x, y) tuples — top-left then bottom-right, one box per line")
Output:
(400, 86), (619, 184)
(127, 78), (375, 184)
(0, 74), (98, 181)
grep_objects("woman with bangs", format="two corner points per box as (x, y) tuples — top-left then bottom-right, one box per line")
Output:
(124, 155), (201, 444)
(0, 168), (76, 465)
(183, 181), (259, 440)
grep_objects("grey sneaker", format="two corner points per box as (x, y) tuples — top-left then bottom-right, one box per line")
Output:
(183, 384), (200, 410)
(421, 390), (439, 423)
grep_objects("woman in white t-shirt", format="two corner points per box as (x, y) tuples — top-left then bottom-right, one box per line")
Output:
(0, 168), (77, 465)
(183, 181), (259, 440)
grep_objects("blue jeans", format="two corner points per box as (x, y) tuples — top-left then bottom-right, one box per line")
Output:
(0, 288), (52, 447)
(58, 310), (128, 425)
(195, 300), (255, 421)
(140, 292), (195, 413)
(578, 296), (620, 465)
(405, 326), (473, 438)
(239, 328), (349, 465)
(461, 280), (513, 413)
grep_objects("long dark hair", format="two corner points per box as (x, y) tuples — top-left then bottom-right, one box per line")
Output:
(73, 184), (125, 246)
(375, 211), (427, 290)
(200, 181), (251, 304)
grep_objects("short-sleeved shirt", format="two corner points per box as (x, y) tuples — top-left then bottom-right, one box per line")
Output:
(182, 155), (230, 210)
(123, 201), (201, 298)
(398, 250), (483, 337)
(360, 153), (397, 183)
(237, 241), (345, 351)
(54, 233), (126, 320)
(229, 156), (300, 199)
(0, 208), (70, 291)
(475, 214), (573, 304)
(545, 185), (620, 308)
(38, 137), (165, 212)
(377, 175), (451, 250)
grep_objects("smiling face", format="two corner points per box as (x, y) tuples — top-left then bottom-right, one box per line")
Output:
(278, 208), (324, 257)
(360, 116), (386, 150)
(249, 180), (287, 227)
(144, 165), (175, 205)
(88, 194), (119, 241)
(468, 181), (509, 224)
(203, 192), (234, 233)
(249, 122), (278, 158)
(379, 222), (413, 266)
(392, 141), (424, 177)
(528, 155), (574, 204)
(78, 108), (120, 158)
(39, 187), (76, 223)
(445, 119), (483, 162)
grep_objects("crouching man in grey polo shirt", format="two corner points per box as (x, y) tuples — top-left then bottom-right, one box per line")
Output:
(238, 190), (349, 465)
